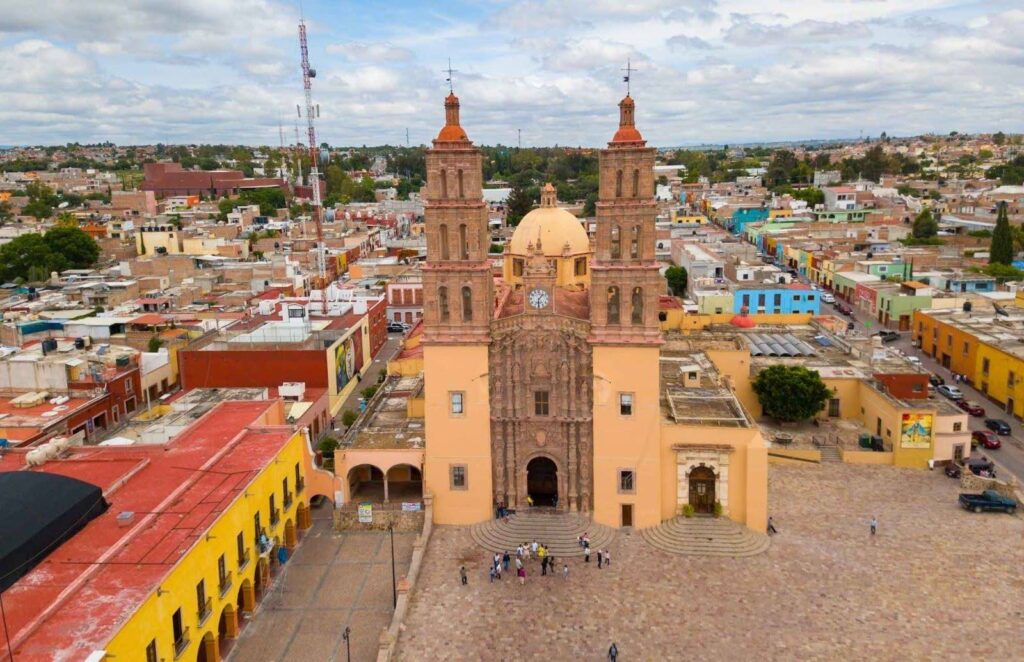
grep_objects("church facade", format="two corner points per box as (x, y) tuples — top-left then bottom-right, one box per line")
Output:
(422, 92), (768, 531)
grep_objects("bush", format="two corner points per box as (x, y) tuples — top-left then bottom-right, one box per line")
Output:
(682, 504), (695, 518)
(147, 336), (164, 353)
(713, 501), (723, 518)
(341, 410), (358, 427)
(753, 365), (832, 422)
(318, 437), (339, 454)
(361, 385), (379, 400)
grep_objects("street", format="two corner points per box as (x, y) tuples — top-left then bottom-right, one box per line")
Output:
(809, 275), (1024, 483)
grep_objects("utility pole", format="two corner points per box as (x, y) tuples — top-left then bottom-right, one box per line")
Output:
(298, 14), (328, 310)
(405, 127), (410, 148)
(517, 128), (521, 149)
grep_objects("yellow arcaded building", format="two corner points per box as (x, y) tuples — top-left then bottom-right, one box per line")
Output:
(420, 91), (768, 532)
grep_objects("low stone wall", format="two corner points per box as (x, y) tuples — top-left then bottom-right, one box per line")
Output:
(768, 448), (821, 464)
(959, 472), (1024, 506)
(377, 493), (434, 662)
(840, 449), (894, 465)
(334, 508), (424, 533)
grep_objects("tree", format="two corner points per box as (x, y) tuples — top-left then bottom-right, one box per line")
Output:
(44, 226), (100, 269)
(55, 211), (79, 227)
(911, 208), (938, 239)
(665, 266), (688, 296)
(993, 131), (1006, 146)
(147, 336), (165, 353)
(752, 365), (832, 423)
(0, 200), (11, 225)
(990, 202), (1014, 265)
(505, 185), (534, 226)
(0, 234), (65, 282)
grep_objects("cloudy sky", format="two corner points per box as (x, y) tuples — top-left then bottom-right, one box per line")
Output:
(1, 0), (1022, 147)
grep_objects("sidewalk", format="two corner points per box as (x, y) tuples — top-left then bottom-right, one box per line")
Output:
(334, 334), (403, 424)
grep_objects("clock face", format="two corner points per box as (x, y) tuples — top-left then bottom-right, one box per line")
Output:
(528, 288), (550, 309)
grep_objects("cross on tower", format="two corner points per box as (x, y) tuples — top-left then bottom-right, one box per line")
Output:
(443, 58), (458, 93)
(621, 58), (636, 96)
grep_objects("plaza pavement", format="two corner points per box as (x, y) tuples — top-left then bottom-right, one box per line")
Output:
(395, 463), (1024, 661)
(229, 514), (415, 662)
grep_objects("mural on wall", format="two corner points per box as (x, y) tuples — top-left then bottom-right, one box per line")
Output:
(333, 327), (365, 393)
(900, 413), (933, 449)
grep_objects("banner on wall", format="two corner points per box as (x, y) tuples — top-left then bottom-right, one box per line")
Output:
(900, 413), (933, 449)
(358, 503), (373, 523)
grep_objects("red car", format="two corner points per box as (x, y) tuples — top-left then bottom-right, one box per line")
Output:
(834, 302), (853, 316)
(972, 430), (1002, 449)
(957, 400), (985, 417)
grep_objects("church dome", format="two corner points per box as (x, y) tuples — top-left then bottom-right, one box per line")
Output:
(509, 183), (590, 257)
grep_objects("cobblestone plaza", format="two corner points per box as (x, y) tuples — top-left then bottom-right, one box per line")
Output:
(396, 464), (1024, 661)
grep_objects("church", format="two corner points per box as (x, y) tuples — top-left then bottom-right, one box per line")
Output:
(421, 90), (768, 531)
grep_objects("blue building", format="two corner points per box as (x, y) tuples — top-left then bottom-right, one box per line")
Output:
(733, 285), (821, 315)
(931, 273), (996, 293)
(726, 207), (770, 235)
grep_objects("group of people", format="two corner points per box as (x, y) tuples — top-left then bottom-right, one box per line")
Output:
(459, 536), (616, 586)
(576, 533), (612, 568)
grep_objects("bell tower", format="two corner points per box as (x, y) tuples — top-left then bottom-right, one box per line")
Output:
(421, 92), (493, 343)
(589, 94), (662, 345)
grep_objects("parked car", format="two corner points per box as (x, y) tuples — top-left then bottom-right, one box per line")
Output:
(957, 400), (985, 417)
(972, 430), (1002, 449)
(936, 384), (963, 400)
(387, 322), (407, 333)
(928, 374), (945, 387)
(944, 462), (962, 479)
(874, 330), (901, 343)
(958, 490), (1017, 514)
(966, 457), (997, 478)
(834, 302), (853, 316)
(821, 293), (835, 304)
(984, 418), (1012, 435)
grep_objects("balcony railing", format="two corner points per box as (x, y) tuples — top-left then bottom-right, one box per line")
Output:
(173, 627), (190, 659)
(237, 547), (251, 571)
(283, 492), (294, 510)
(197, 597), (212, 627)
(270, 508), (280, 527)
(296, 476), (305, 494)
(219, 571), (233, 597)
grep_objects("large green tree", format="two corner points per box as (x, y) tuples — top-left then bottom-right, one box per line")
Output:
(990, 202), (1014, 265)
(505, 185), (534, 226)
(44, 226), (100, 269)
(912, 208), (938, 239)
(0, 234), (66, 282)
(665, 266), (688, 296)
(752, 365), (832, 422)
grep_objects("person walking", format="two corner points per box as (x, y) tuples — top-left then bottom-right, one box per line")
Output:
(515, 556), (523, 571)
(563, 563), (569, 579)
(518, 565), (526, 585)
(603, 549), (611, 567)
(502, 550), (511, 572)
(870, 516), (878, 536)
(584, 544), (591, 563)
(460, 566), (468, 586)
(597, 548), (603, 569)
(767, 516), (778, 535)
(541, 555), (548, 576)
(608, 642), (619, 661)
(531, 539), (539, 557)
(489, 565), (497, 583)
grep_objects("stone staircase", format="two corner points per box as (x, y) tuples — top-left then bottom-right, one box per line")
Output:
(819, 445), (842, 463)
(470, 511), (616, 558)
(641, 516), (771, 557)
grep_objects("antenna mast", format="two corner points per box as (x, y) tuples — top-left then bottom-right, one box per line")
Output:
(277, 117), (286, 178)
(293, 120), (303, 186)
(298, 17), (327, 290)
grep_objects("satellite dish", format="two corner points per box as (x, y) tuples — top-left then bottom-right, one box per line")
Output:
(58, 202), (69, 209)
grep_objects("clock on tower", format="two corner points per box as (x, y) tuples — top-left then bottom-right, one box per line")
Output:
(528, 288), (550, 309)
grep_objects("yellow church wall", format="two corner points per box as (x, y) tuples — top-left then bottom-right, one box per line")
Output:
(591, 345), (662, 529)
(705, 348), (757, 414)
(659, 312), (813, 333)
(501, 253), (591, 288)
(423, 343), (493, 524)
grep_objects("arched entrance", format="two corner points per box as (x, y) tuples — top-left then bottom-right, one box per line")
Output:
(284, 519), (296, 549)
(196, 631), (218, 662)
(688, 465), (716, 514)
(526, 456), (558, 507)
(297, 501), (311, 530)
(217, 605), (237, 658)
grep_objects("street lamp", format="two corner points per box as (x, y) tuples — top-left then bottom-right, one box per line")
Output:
(387, 523), (397, 608)
(342, 626), (351, 662)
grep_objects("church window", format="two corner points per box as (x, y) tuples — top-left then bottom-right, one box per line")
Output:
(618, 469), (635, 494)
(632, 169), (639, 197)
(513, 258), (524, 277)
(438, 286), (450, 321)
(619, 393), (633, 416)
(630, 225), (640, 258)
(458, 223), (469, 260)
(610, 226), (621, 259)
(607, 286), (620, 324)
(615, 170), (623, 197)
(534, 391), (550, 416)
(439, 224), (450, 260)
(440, 169), (448, 198)
(631, 286), (643, 325)
(450, 464), (467, 490)
(457, 169), (465, 198)
(449, 391), (464, 415)
(574, 257), (587, 276)
(461, 286), (473, 321)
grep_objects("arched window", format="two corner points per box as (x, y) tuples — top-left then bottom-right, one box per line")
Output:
(631, 286), (643, 325)
(457, 170), (464, 198)
(610, 225), (621, 259)
(615, 170), (623, 198)
(439, 224), (450, 260)
(438, 286), (449, 322)
(461, 286), (473, 321)
(632, 169), (640, 197)
(630, 225), (640, 258)
(458, 224), (469, 260)
(607, 286), (620, 324)
(440, 169), (448, 198)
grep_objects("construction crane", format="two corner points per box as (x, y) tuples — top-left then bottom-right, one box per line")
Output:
(298, 16), (328, 302)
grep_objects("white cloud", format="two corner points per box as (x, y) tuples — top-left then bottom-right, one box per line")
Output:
(325, 41), (413, 62)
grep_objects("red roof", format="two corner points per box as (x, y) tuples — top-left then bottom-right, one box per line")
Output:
(129, 313), (167, 326)
(0, 400), (292, 661)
